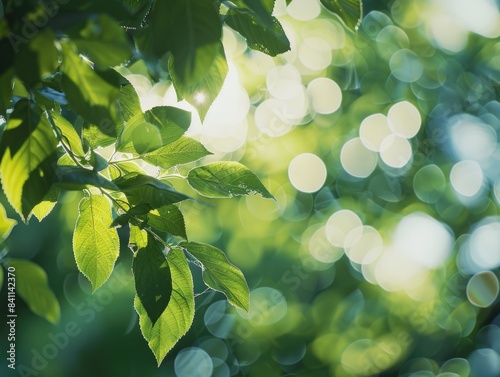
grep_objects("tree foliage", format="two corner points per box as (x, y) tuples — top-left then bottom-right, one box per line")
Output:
(0, 0), (362, 364)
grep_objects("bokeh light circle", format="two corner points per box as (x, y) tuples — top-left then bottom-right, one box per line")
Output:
(388, 101), (422, 138)
(340, 138), (378, 178)
(238, 287), (288, 325)
(413, 165), (446, 203)
(307, 77), (342, 114)
(325, 210), (363, 248)
(288, 153), (327, 193)
(175, 347), (213, 377)
(359, 113), (392, 152)
(467, 271), (499, 308)
(380, 134), (412, 168)
(450, 160), (483, 197)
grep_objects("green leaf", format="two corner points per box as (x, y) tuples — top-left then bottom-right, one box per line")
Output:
(31, 186), (61, 222)
(49, 111), (85, 157)
(136, 0), (221, 84)
(224, 3), (290, 56)
(129, 225), (148, 252)
(61, 42), (121, 128)
(8, 259), (60, 324)
(73, 194), (120, 292)
(116, 83), (142, 125)
(55, 166), (119, 191)
(142, 136), (211, 170)
(114, 172), (190, 208)
(180, 241), (249, 311)
(135, 248), (194, 366)
(148, 205), (187, 240)
(71, 14), (132, 69)
(187, 161), (274, 199)
(15, 28), (58, 86)
(117, 106), (191, 154)
(319, 0), (363, 31)
(0, 100), (58, 221)
(133, 235), (172, 325)
(0, 266), (3, 292)
(170, 43), (228, 121)
(0, 202), (16, 241)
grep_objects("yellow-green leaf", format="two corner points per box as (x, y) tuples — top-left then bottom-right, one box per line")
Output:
(73, 194), (120, 292)
(135, 248), (194, 365)
(187, 161), (274, 199)
(0, 202), (16, 241)
(180, 241), (249, 311)
(49, 111), (85, 157)
(0, 99), (58, 221)
(8, 259), (60, 325)
(31, 186), (60, 222)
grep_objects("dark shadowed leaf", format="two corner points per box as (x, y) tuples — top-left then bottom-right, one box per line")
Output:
(170, 43), (228, 121)
(133, 235), (172, 325)
(135, 248), (194, 365)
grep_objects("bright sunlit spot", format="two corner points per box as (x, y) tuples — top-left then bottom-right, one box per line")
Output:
(194, 91), (206, 104)
(288, 153), (327, 193)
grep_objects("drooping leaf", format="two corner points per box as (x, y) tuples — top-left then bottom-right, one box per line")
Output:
(55, 166), (119, 191)
(224, 2), (290, 56)
(142, 136), (211, 170)
(0, 202), (16, 241)
(71, 14), (132, 69)
(135, 248), (194, 366)
(0, 100), (58, 221)
(61, 42), (121, 128)
(148, 205), (187, 240)
(133, 235), (172, 325)
(117, 106), (191, 154)
(73, 194), (120, 292)
(170, 43), (228, 121)
(136, 0), (222, 84)
(319, 0), (363, 31)
(129, 225), (148, 252)
(49, 111), (85, 157)
(8, 259), (60, 324)
(180, 241), (249, 311)
(187, 161), (274, 199)
(31, 186), (61, 222)
(114, 172), (190, 208)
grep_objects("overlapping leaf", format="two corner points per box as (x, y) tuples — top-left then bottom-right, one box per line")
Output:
(225, 0), (290, 57)
(117, 106), (191, 154)
(133, 235), (172, 325)
(180, 242), (249, 311)
(148, 205), (187, 240)
(142, 136), (211, 170)
(135, 248), (194, 365)
(170, 43), (228, 121)
(73, 194), (120, 292)
(187, 161), (274, 199)
(0, 100), (58, 221)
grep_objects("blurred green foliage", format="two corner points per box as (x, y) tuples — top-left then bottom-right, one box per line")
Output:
(1, 0), (500, 377)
